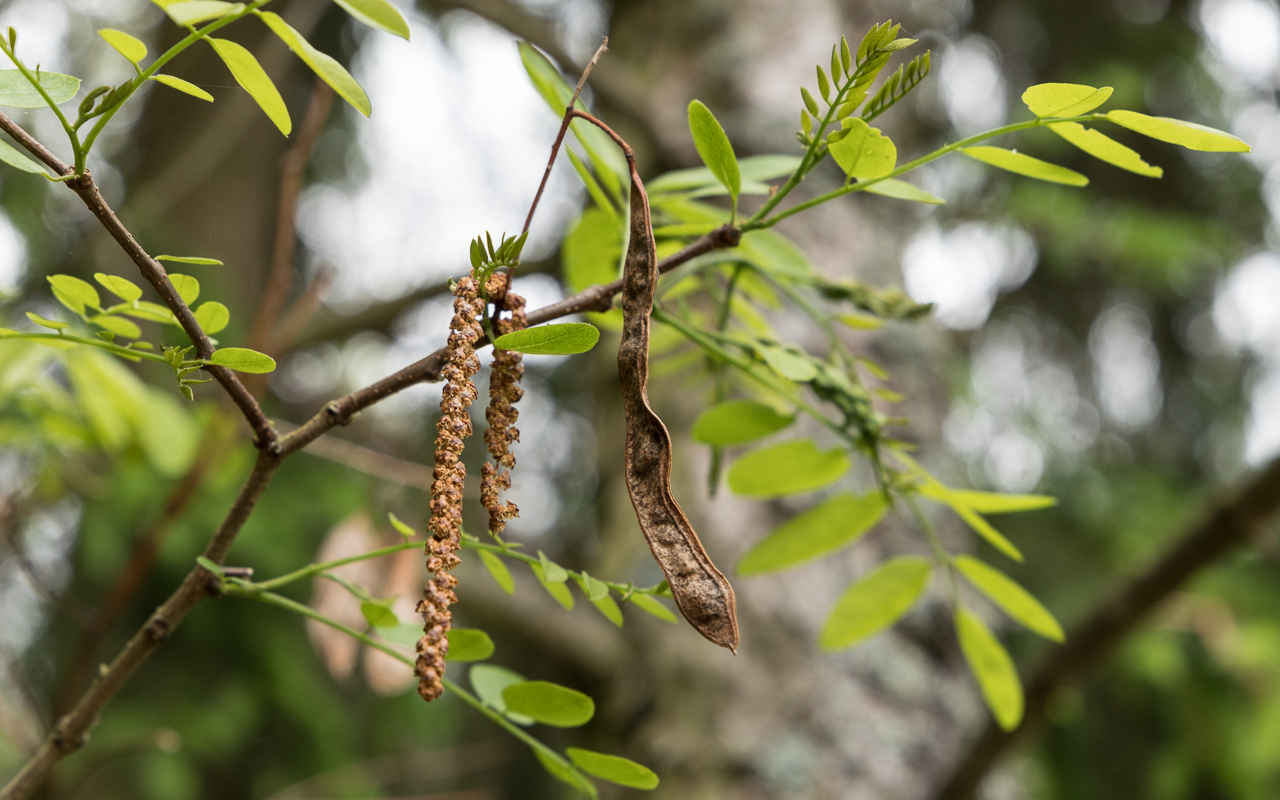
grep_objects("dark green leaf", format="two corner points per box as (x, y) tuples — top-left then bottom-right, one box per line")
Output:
(819, 556), (932, 650)
(0, 69), (81, 107)
(209, 347), (276, 374)
(360, 599), (398, 628)
(149, 74), (213, 102)
(691, 400), (794, 446)
(208, 38), (291, 136)
(193, 301), (229, 335)
(953, 556), (1064, 642)
(493, 322), (600, 355)
(687, 100), (741, 213)
(727, 439), (851, 498)
(479, 549), (515, 594)
(955, 607), (1024, 731)
(627, 593), (678, 623)
(445, 628), (495, 662)
(1106, 110), (1250, 153)
(259, 12), (371, 116)
(738, 492), (887, 575)
(332, 0), (411, 39)
(99, 28), (147, 64)
(503, 681), (595, 727)
(960, 146), (1088, 187)
(567, 748), (660, 790)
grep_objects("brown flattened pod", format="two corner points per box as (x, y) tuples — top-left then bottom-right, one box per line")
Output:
(617, 162), (740, 652)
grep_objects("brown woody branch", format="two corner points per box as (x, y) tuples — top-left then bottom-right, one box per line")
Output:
(935, 455), (1280, 800)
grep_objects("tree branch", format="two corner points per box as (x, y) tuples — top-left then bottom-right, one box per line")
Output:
(935, 455), (1280, 800)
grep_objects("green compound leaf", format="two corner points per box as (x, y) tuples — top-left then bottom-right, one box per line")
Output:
(955, 607), (1024, 731)
(194, 301), (230, 335)
(479, 549), (515, 594)
(155, 255), (223, 265)
(494, 322), (600, 355)
(445, 628), (495, 662)
(0, 69), (81, 108)
(208, 38), (291, 136)
(332, 0), (412, 39)
(503, 681), (595, 727)
(26, 312), (68, 331)
(531, 563), (575, 610)
(209, 347), (276, 374)
(930, 488), (1056, 514)
(727, 439), (851, 499)
(828, 118), (897, 179)
(861, 177), (944, 204)
(1106, 109), (1250, 153)
(0, 138), (48, 174)
(260, 12), (371, 116)
(592, 594), (624, 627)
(149, 74), (214, 102)
(91, 314), (141, 339)
(94, 273), (143, 302)
(359, 599), (398, 628)
(687, 100), (741, 214)
(567, 748), (660, 790)
(48, 275), (101, 316)
(953, 556), (1064, 642)
(168, 274), (199, 305)
(691, 400), (795, 446)
(627, 593), (678, 623)
(820, 556), (932, 650)
(738, 492), (887, 576)
(1022, 83), (1112, 117)
(98, 28), (147, 65)
(960, 146), (1088, 187)
(162, 1), (243, 27)
(1049, 122), (1162, 177)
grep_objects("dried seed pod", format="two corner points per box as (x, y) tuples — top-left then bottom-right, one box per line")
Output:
(416, 276), (483, 702)
(618, 159), (740, 652)
(481, 273), (526, 538)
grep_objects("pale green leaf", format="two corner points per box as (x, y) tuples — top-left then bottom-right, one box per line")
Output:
(534, 750), (598, 795)
(193, 301), (229, 334)
(627, 593), (678, 623)
(567, 748), (660, 790)
(388, 512), (416, 538)
(566, 148), (617, 217)
(929, 488), (1056, 514)
(90, 314), (141, 339)
(208, 38), (291, 136)
(759, 345), (819, 382)
(960, 146), (1088, 186)
(94, 273), (143, 302)
(0, 138), (48, 174)
(537, 551), (568, 583)
(727, 439), (851, 498)
(687, 100), (741, 213)
(121, 301), (177, 324)
(1049, 122), (1162, 177)
(98, 28), (147, 65)
(360, 599), (398, 628)
(48, 275), (101, 316)
(470, 665), (527, 714)
(592, 595), (624, 627)
(168, 274), (199, 305)
(531, 563), (574, 610)
(0, 70), (81, 107)
(26, 312), (67, 331)
(691, 400), (794, 446)
(1021, 83), (1112, 117)
(648, 155), (800, 195)
(479, 549), (515, 594)
(579, 572), (609, 601)
(163, 1), (242, 26)
(503, 681), (595, 727)
(445, 628), (495, 662)
(955, 607), (1024, 731)
(155, 255), (223, 265)
(828, 118), (896, 179)
(1106, 110), (1250, 153)
(209, 347), (275, 374)
(861, 177), (944, 204)
(836, 313), (884, 330)
(953, 556), (1064, 642)
(819, 556), (932, 650)
(563, 208), (621, 293)
(332, 0), (411, 39)
(195, 556), (224, 575)
(259, 12), (371, 116)
(493, 322), (599, 355)
(149, 74), (214, 102)
(916, 483), (1025, 561)
(738, 492), (887, 576)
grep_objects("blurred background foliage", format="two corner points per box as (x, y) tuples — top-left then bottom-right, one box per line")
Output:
(0, 0), (1278, 798)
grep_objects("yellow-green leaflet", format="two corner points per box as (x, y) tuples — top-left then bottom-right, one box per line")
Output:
(208, 38), (291, 136)
(98, 28), (147, 65)
(1106, 110), (1250, 153)
(955, 608), (1024, 731)
(820, 556), (932, 650)
(259, 12), (371, 116)
(149, 74), (213, 102)
(953, 555), (1065, 642)
(1022, 83), (1113, 117)
(828, 118), (896, 179)
(1049, 122), (1162, 178)
(960, 146), (1088, 187)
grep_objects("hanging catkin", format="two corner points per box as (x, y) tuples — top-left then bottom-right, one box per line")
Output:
(616, 155), (740, 652)
(480, 272), (526, 538)
(416, 276), (483, 702)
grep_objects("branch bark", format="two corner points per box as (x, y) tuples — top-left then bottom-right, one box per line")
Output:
(935, 455), (1280, 800)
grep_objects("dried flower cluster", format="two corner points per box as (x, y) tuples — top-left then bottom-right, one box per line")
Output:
(416, 276), (483, 702)
(480, 272), (526, 539)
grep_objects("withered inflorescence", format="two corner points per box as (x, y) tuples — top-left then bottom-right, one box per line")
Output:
(480, 272), (526, 539)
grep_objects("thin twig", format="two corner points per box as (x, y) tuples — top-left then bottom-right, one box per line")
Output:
(521, 37), (608, 234)
(935, 455), (1280, 800)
